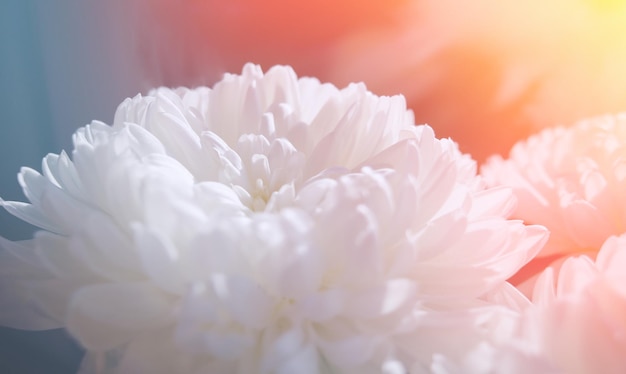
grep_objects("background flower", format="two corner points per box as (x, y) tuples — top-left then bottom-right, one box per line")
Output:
(1, 64), (547, 373)
(482, 112), (626, 372)
(482, 113), (626, 290)
(515, 234), (626, 374)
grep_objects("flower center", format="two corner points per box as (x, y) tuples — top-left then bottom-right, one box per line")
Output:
(230, 134), (304, 212)
(250, 178), (270, 211)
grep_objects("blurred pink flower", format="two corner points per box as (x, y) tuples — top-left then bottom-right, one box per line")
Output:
(519, 234), (626, 373)
(482, 113), (626, 290)
(480, 111), (626, 373)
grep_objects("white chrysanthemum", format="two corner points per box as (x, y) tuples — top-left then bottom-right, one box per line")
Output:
(0, 64), (546, 373)
(482, 114), (626, 289)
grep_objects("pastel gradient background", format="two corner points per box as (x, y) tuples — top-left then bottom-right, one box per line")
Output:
(2, 0), (626, 372)
(1, 2), (144, 372)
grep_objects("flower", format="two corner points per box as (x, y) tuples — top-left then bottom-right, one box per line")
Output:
(0, 64), (547, 373)
(481, 113), (626, 289)
(514, 234), (626, 374)
(482, 113), (626, 372)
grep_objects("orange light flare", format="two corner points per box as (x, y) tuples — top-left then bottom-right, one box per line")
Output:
(134, 1), (626, 163)
(329, 0), (626, 162)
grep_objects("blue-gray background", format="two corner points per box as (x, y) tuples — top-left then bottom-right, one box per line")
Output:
(1, 2), (145, 372)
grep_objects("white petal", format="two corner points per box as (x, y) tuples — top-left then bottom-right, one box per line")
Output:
(410, 210), (467, 262)
(561, 198), (614, 248)
(261, 324), (308, 373)
(67, 212), (139, 281)
(185, 219), (250, 279)
(116, 331), (196, 374)
(532, 267), (556, 305)
(34, 231), (96, 280)
(200, 329), (256, 360)
(317, 334), (378, 368)
(274, 342), (319, 374)
(67, 282), (173, 351)
(343, 279), (417, 319)
(482, 282), (531, 312)
(1, 200), (61, 234)
(296, 289), (343, 322)
(17, 167), (48, 206)
(211, 274), (274, 329)
(0, 239), (74, 330)
(249, 211), (322, 298)
(134, 225), (185, 294)
(469, 186), (517, 220)
(41, 151), (86, 201)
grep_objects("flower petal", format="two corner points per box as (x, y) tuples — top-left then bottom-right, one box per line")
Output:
(67, 282), (173, 350)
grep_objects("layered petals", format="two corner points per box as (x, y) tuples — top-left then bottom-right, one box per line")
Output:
(1, 64), (545, 373)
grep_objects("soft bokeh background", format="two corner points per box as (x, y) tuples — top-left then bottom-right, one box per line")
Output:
(138, 0), (626, 162)
(3, 0), (626, 372)
(1, 1), (145, 242)
(1, 2), (143, 372)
